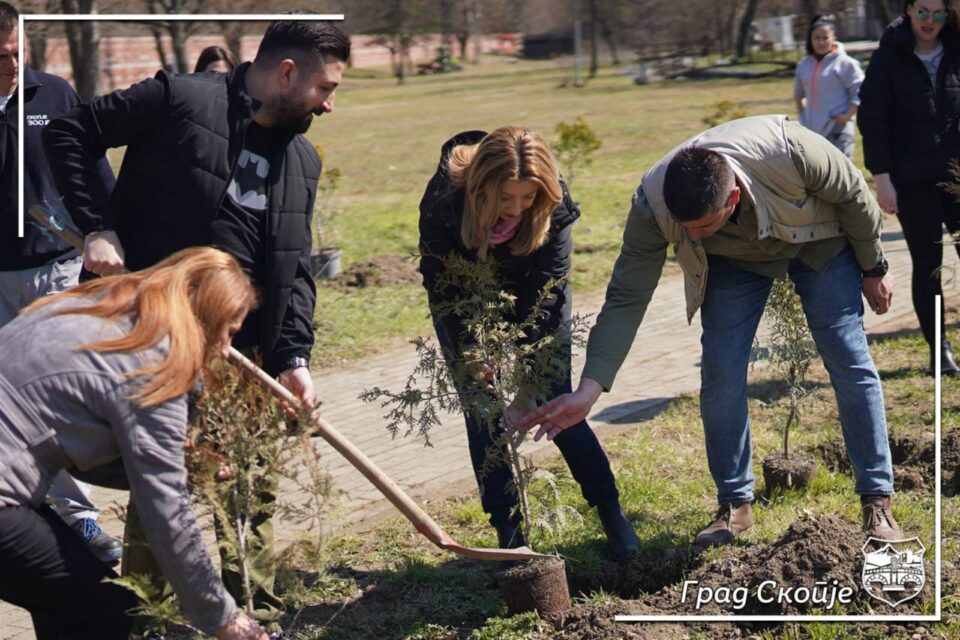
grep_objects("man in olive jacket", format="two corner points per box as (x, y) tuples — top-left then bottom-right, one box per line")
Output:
(43, 19), (350, 622)
(520, 115), (901, 546)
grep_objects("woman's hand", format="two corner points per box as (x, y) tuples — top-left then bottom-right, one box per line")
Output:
(874, 173), (898, 215)
(468, 359), (498, 389)
(216, 612), (268, 640)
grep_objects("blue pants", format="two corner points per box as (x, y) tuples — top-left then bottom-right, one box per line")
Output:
(699, 246), (894, 504)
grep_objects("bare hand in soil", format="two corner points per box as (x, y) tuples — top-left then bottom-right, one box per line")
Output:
(216, 612), (267, 640)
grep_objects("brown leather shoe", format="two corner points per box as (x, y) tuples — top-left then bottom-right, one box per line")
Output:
(861, 495), (904, 540)
(695, 502), (753, 547)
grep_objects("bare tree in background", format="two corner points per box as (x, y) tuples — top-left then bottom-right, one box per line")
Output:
(736, 0), (761, 59)
(61, 0), (99, 99)
(22, 0), (58, 70)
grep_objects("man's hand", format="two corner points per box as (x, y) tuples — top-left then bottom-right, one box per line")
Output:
(516, 378), (604, 442)
(83, 230), (126, 276)
(216, 612), (267, 640)
(863, 273), (894, 315)
(873, 174), (898, 215)
(279, 366), (317, 411)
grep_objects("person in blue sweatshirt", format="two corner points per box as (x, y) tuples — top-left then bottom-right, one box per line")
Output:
(794, 15), (865, 158)
(0, 1), (121, 564)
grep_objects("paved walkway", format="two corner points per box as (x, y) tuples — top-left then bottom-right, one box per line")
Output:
(0, 217), (950, 638)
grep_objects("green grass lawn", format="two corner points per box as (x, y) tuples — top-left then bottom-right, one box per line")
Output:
(235, 329), (952, 640)
(305, 58), (804, 366)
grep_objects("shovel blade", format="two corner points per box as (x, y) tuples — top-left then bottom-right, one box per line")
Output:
(439, 543), (553, 561)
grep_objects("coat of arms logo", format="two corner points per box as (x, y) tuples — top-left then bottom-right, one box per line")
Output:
(861, 537), (925, 607)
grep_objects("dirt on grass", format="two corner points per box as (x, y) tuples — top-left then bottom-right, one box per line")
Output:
(327, 254), (422, 289)
(547, 516), (939, 639)
(818, 432), (941, 493)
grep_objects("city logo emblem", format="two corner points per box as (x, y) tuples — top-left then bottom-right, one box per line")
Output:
(861, 537), (925, 607)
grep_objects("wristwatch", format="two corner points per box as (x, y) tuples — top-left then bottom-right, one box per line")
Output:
(861, 256), (889, 278)
(280, 356), (310, 371)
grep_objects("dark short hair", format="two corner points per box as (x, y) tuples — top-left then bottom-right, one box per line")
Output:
(194, 45), (238, 73)
(805, 15), (835, 56)
(663, 147), (735, 222)
(0, 2), (17, 33)
(254, 19), (350, 72)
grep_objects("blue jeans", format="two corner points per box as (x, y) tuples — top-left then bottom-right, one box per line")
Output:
(699, 246), (894, 504)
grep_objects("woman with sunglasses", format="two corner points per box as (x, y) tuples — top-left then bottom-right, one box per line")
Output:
(859, 0), (960, 375)
(0, 247), (267, 640)
(418, 126), (639, 558)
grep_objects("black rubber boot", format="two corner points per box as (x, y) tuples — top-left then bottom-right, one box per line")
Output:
(596, 500), (640, 559)
(931, 342), (960, 377)
(494, 517), (526, 549)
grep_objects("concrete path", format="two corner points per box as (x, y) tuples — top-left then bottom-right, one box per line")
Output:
(0, 217), (949, 638)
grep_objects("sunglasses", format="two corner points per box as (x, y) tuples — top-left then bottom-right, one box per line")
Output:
(915, 6), (948, 23)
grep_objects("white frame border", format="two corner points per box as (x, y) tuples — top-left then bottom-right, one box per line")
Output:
(15, 11), (944, 627)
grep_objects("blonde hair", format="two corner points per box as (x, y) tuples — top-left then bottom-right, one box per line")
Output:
(447, 126), (563, 259)
(24, 247), (259, 407)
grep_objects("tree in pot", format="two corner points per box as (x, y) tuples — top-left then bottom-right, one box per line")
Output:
(311, 143), (343, 279)
(757, 277), (819, 493)
(361, 254), (584, 616)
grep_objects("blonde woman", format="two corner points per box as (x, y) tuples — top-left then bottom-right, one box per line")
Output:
(418, 126), (639, 558)
(0, 247), (267, 640)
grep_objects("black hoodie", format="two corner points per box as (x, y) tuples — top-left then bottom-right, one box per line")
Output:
(0, 66), (114, 271)
(858, 16), (960, 184)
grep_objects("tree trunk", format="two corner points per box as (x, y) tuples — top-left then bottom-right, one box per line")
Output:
(799, 0), (819, 21)
(456, 31), (469, 59)
(61, 0), (99, 101)
(588, 0), (598, 78)
(169, 20), (190, 73)
(149, 25), (170, 72)
(873, 0), (894, 28)
(736, 0), (761, 60)
(222, 22), (244, 66)
(598, 7), (620, 66)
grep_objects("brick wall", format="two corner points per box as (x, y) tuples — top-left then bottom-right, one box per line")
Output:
(34, 32), (518, 93)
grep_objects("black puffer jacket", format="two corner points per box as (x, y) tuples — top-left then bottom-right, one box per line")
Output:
(418, 130), (580, 354)
(858, 16), (960, 184)
(43, 63), (319, 375)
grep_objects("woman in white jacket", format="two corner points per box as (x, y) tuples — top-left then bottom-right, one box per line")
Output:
(794, 15), (865, 157)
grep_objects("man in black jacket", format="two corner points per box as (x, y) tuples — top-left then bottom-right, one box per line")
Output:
(0, 1), (122, 566)
(43, 18), (350, 623)
(44, 18), (349, 401)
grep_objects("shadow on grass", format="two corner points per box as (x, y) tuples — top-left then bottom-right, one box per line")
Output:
(276, 557), (505, 639)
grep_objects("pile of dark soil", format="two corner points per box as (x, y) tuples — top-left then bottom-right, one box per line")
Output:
(941, 430), (960, 497)
(327, 255), (422, 289)
(548, 516), (937, 639)
(819, 433), (938, 493)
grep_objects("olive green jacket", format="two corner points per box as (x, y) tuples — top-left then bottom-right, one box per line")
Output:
(583, 115), (883, 391)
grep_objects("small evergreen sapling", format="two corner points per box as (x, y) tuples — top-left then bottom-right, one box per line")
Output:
(362, 254), (587, 545)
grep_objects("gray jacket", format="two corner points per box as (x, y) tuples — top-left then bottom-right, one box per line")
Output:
(0, 296), (235, 633)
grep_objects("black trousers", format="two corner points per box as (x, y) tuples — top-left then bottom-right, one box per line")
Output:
(896, 179), (960, 348)
(0, 504), (136, 640)
(460, 372), (620, 525)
